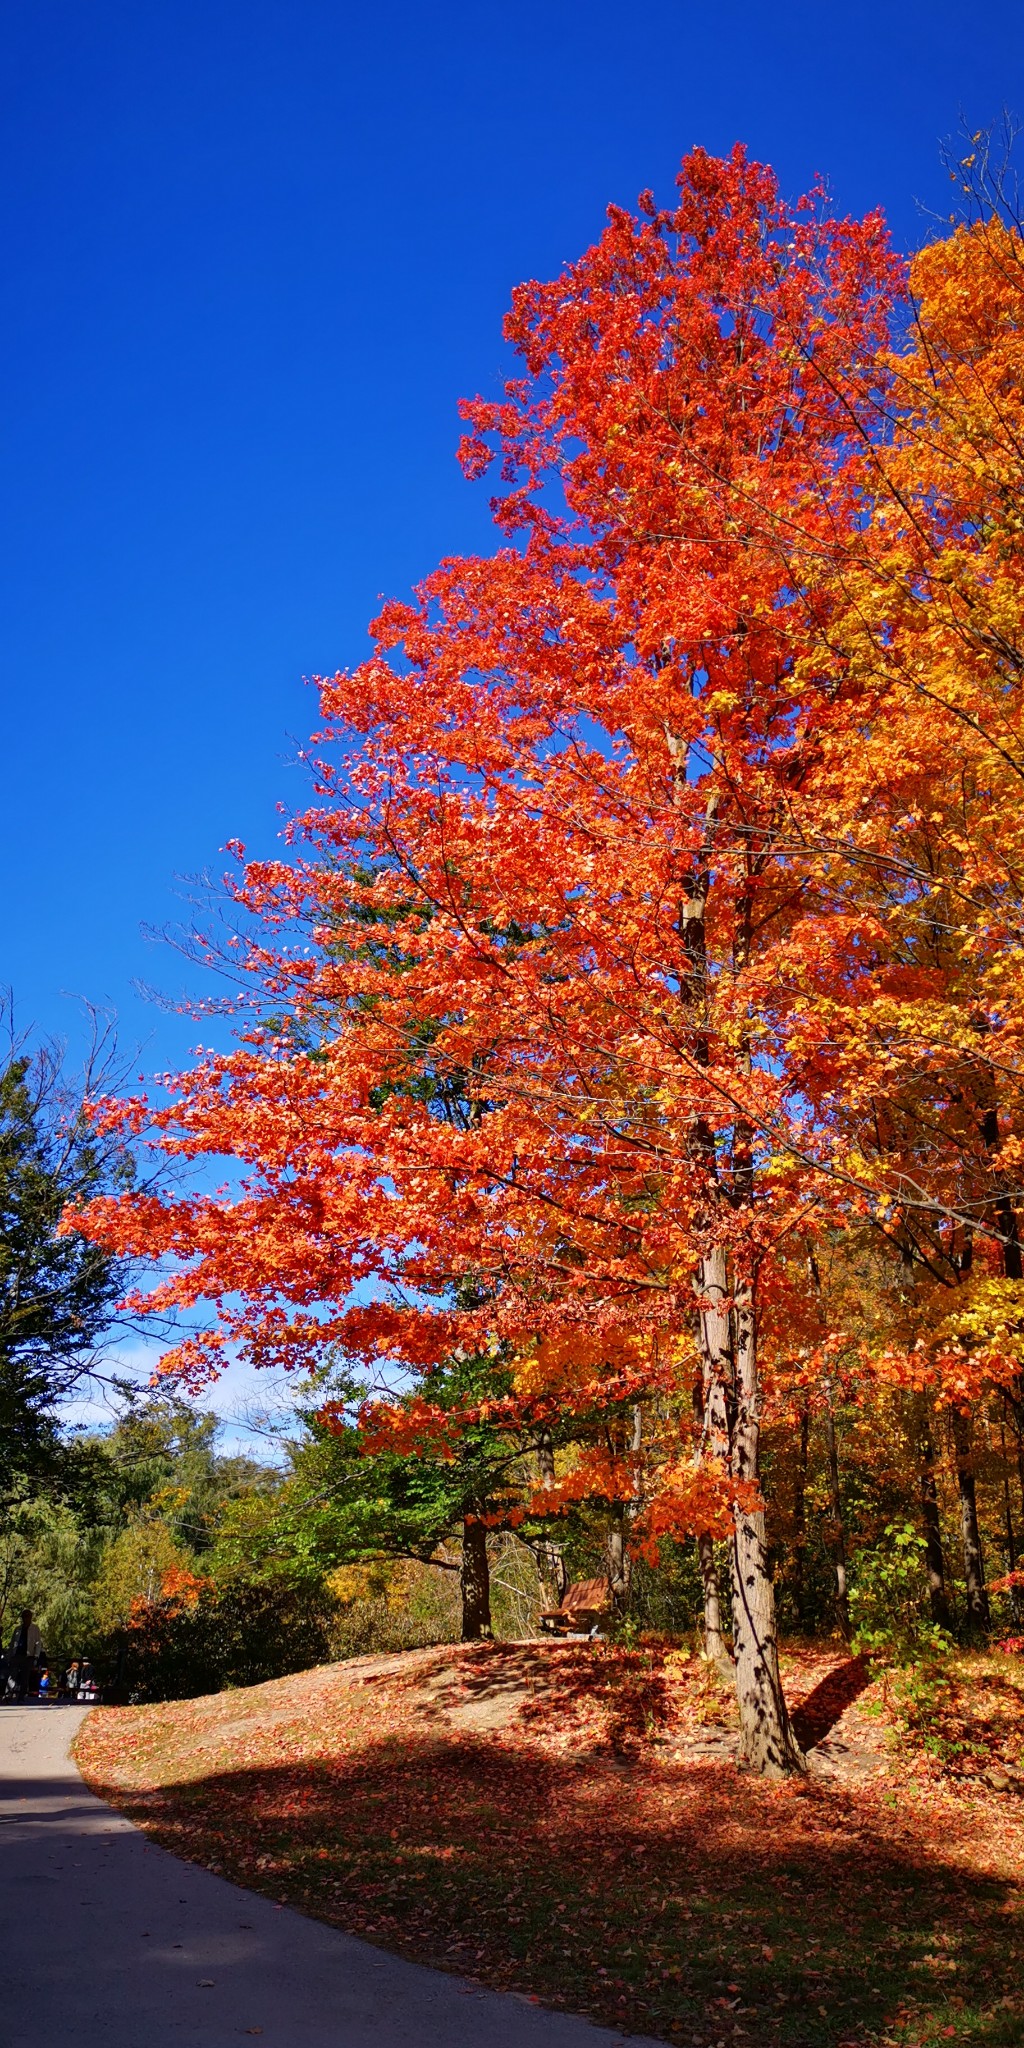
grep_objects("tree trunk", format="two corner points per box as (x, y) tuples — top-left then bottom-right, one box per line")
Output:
(1000, 1423), (1018, 1568)
(695, 1243), (802, 1771)
(920, 1417), (951, 1627)
(824, 1390), (851, 1640)
(692, 1364), (726, 1664)
(460, 1515), (492, 1640)
(677, 767), (798, 1770)
(728, 1275), (804, 1776)
(949, 1408), (990, 1630)
(535, 1427), (568, 1604)
(697, 1532), (725, 1663)
(792, 1398), (810, 1631)
(607, 1506), (630, 1614)
(1017, 1412), (1024, 1536)
(1012, 1404), (1024, 1619)
(999, 1416), (1022, 1625)
(979, 1089), (1023, 1280)
(695, 1242), (736, 1670)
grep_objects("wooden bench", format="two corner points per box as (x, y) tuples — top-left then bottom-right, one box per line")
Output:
(539, 1576), (611, 1636)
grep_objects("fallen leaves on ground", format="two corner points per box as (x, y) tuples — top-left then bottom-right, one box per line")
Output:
(75, 1640), (1024, 2047)
(888, 1655), (1024, 1795)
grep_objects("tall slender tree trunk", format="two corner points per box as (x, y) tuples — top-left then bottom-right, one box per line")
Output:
(692, 1366), (726, 1662)
(460, 1514), (492, 1640)
(920, 1415), (951, 1627)
(1000, 1420), (1018, 1568)
(978, 1080), (1023, 1280)
(728, 1274), (804, 1776)
(949, 1408), (990, 1630)
(535, 1427), (568, 1604)
(1007, 1400), (1024, 1605)
(998, 1416), (1022, 1625)
(607, 1506), (631, 1614)
(697, 1533), (725, 1663)
(793, 1397), (810, 1632)
(695, 1239), (737, 1674)
(1015, 1406), (1024, 1535)
(692, 1142), (801, 1768)
(824, 1390), (851, 1640)
(675, 755), (799, 1771)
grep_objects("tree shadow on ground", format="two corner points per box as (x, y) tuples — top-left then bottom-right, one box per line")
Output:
(97, 1727), (1024, 2048)
(383, 1639), (676, 1755)
(791, 1656), (873, 1750)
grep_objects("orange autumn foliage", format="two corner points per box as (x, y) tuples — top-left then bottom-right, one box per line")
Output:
(127, 1566), (210, 1627)
(67, 149), (1024, 1763)
(797, 216), (1024, 1384)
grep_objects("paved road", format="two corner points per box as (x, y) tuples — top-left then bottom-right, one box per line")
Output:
(0, 1705), (659, 2047)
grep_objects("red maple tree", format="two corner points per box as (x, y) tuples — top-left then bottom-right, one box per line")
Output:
(74, 148), (913, 1772)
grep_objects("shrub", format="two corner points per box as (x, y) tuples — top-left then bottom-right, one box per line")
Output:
(117, 1572), (339, 1701)
(848, 1522), (953, 1663)
(328, 1556), (461, 1658)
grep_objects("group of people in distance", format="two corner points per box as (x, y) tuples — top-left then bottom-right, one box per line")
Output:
(1, 1609), (99, 1704)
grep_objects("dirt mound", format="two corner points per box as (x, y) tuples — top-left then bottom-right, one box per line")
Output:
(86, 1639), (886, 1788)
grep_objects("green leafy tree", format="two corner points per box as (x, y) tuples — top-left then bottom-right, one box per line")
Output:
(0, 1009), (133, 1495)
(95, 1393), (275, 1551)
(236, 1361), (549, 1640)
(0, 1495), (106, 1670)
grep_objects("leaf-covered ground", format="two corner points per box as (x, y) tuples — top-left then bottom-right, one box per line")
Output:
(75, 1641), (1024, 2048)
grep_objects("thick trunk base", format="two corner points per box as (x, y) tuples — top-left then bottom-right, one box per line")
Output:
(731, 1507), (805, 1778)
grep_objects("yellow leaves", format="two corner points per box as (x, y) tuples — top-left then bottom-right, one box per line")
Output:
(930, 1275), (1024, 1362)
(525, 1446), (638, 1513)
(329, 1560), (406, 1607)
(861, 1276), (1024, 1403)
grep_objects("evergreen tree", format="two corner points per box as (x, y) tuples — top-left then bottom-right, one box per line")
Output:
(0, 1023), (131, 1494)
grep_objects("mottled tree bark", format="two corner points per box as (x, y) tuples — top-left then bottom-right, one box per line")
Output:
(607, 1506), (631, 1614)
(694, 1244), (735, 1671)
(691, 1357), (726, 1664)
(697, 1533), (725, 1663)
(728, 1277), (804, 1776)
(675, 748), (800, 1771)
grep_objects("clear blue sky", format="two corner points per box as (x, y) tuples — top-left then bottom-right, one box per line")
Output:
(4, 0), (1023, 1076)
